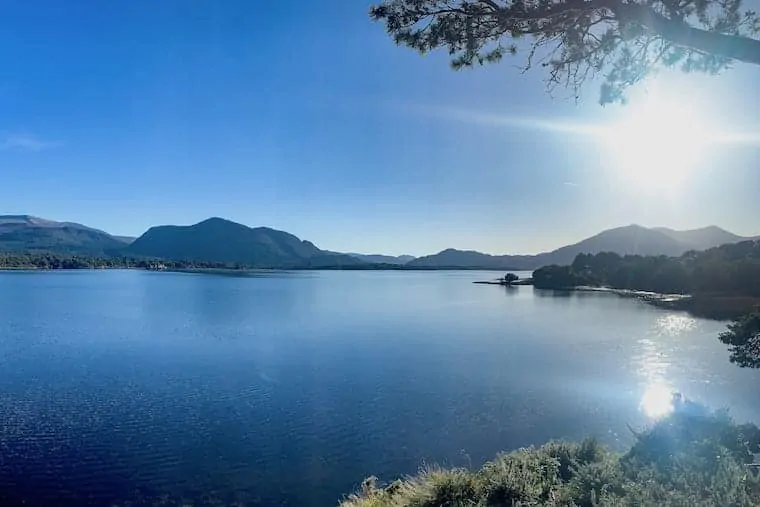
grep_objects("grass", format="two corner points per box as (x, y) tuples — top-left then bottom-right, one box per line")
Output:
(340, 402), (760, 507)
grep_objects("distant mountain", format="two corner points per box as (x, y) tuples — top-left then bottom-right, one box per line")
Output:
(407, 249), (536, 270)
(4, 215), (757, 271)
(0, 215), (126, 255)
(538, 225), (684, 265)
(652, 226), (754, 251)
(407, 224), (757, 270)
(124, 217), (365, 268)
(346, 253), (416, 265)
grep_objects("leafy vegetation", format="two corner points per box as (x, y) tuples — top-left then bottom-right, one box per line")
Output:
(533, 240), (760, 298)
(0, 252), (129, 269)
(503, 273), (519, 284)
(719, 312), (760, 368)
(342, 404), (760, 506)
(532, 264), (591, 290)
(0, 252), (248, 270)
(370, 0), (760, 103)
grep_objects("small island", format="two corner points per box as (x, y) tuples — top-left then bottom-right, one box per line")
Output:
(473, 272), (533, 286)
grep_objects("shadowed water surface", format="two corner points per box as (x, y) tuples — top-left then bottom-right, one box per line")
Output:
(1, 270), (759, 506)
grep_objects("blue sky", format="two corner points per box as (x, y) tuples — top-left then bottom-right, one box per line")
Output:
(1, 0), (758, 256)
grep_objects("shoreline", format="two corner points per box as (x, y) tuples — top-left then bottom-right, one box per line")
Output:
(568, 286), (758, 320)
(571, 285), (690, 303)
(474, 279), (759, 320)
(473, 278), (534, 286)
(1, 265), (526, 272)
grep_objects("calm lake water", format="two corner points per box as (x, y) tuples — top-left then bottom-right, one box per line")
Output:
(1, 270), (759, 506)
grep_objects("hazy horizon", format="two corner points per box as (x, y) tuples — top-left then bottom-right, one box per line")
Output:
(1, 1), (758, 256)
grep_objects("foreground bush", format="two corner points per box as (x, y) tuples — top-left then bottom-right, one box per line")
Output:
(340, 402), (760, 506)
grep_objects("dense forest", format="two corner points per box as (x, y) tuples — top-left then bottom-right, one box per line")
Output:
(0, 252), (241, 270)
(532, 240), (760, 297)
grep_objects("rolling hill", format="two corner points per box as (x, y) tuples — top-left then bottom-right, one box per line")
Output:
(406, 249), (536, 269)
(537, 225), (685, 264)
(345, 253), (416, 265)
(406, 225), (757, 270)
(652, 226), (755, 251)
(0, 215), (126, 255)
(124, 217), (364, 268)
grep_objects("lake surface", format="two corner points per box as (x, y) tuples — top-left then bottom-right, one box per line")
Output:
(1, 270), (759, 506)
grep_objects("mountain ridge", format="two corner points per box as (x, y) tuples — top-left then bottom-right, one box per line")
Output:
(407, 224), (758, 270)
(651, 225), (752, 251)
(343, 253), (416, 265)
(2, 214), (757, 269)
(125, 217), (363, 268)
(0, 215), (127, 255)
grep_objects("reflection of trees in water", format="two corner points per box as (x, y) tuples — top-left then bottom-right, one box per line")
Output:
(499, 285), (518, 296)
(533, 288), (574, 299)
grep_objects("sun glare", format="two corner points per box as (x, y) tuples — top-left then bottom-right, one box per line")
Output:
(601, 94), (714, 191)
(640, 383), (676, 419)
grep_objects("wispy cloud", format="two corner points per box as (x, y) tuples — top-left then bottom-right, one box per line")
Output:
(388, 100), (606, 137)
(1, 133), (62, 152)
(391, 100), (760, 147)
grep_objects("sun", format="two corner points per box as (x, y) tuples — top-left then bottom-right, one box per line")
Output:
(600, 93), (714, 191)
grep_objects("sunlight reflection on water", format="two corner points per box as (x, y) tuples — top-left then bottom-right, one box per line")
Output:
(635, 314), (697, 419)
(655, 314), (697, 337)
(640, 382), (675, 419)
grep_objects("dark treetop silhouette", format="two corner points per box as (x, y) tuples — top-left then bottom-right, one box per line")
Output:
(533, 240), (760, 297)
(719, 312), (760, 368)
(370, 0), (760, 103)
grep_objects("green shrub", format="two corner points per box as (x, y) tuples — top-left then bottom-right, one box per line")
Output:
(340, 406), (760, 507)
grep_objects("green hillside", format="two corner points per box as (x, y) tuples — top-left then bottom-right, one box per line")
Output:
(0, 215), (126, 255)
(125, 217), (363, 268)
